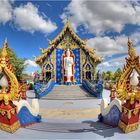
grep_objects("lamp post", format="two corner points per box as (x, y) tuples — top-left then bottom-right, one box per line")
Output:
(130, 72), (139, 92)
(0, 75), (8, 94)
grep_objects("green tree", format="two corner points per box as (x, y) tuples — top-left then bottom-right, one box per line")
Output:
(0, 48), (26, 80)
(113, 68), (122, 82)
(106, 71), (113, 81)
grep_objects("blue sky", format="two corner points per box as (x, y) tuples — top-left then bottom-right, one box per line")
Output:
(0, 0), (140, 75)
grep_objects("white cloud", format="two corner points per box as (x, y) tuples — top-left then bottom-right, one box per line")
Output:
(87, 32), (140, 56)
(24, 59), (38, 67)
(97, 44), (140, 72)
(87, 36), (126, 56)
(61, 0), (140, 35)
(101, 62), (111, 67)
(0, 0), (13, 24)
(97, 56), (125, 72)
(135, 46), (140, 56)
(13, 2), (57, 34)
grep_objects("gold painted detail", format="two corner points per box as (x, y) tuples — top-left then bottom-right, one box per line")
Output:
(80, 49), (84, 82)
(0, 106), (17, 120)
(34, 20), (102, 66)
(122, 106), (139, 118)
(116, 38), (140, 103)
(49, 20), (86, 47)
(51, 49), (56, 82)
(57, 33), (79, 50)
(0, 39), (20, 105)
(42, 61), (53, 81)
(0, 121), (20, 133)
(93, 64), (97, 80)
(83, 57), (92, 80)
(119, 120), (139, 133)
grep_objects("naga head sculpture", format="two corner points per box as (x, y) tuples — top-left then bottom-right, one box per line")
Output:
(0, 39), (20, 105)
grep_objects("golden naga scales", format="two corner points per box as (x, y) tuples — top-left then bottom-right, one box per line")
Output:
(0, 39), (20, 105)
(116, 38), (140, 104)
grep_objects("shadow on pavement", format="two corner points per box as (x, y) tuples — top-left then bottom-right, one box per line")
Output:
(69, 120), (123, 138)
(26, 120), (122, 138)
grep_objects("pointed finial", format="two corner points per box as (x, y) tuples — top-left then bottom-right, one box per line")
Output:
(65, 17), (70, 26)
(128, 37), (132, 46)
(47, 38), (51, 42)
(1, 38), (8, 58)
(39, 48), (44, 53)
(33, 55), (36, 60)
(127, 37), (136, 59)
(66, 17), (69, 22)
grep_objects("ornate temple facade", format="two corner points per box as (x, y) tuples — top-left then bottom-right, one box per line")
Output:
(34, 21), (102, 84)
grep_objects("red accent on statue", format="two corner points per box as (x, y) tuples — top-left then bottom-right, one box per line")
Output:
(120, 99), (140, 125)
(62, 49), (74, 84)
(0, 100), (20, 133)
(20, 81), (29, 100)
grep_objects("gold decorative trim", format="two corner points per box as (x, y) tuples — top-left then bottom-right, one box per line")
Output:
(50, 20), (86, 47)
(53, 49), (56, 82)
(34, 20), (102, 65)
(80, 49), (83, 82)
(119, 120), (139, 133)
(83, 57), (92, 80)
(93, 64), (97, 80)
(0, 121), (20, 133)
(116, 38), (140, 102)
(0, 107), (17, 120)
(0, 40), (20, 105)
(122, 106), (139, 119)
(42, 60), (54, 80)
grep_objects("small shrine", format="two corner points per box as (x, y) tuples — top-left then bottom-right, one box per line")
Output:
(34, 20), (102, 85)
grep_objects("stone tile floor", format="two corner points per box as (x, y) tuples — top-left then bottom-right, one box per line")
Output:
(0, 89), (140, 139)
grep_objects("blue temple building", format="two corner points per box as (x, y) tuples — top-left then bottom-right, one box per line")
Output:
(34, 21), (102, 85)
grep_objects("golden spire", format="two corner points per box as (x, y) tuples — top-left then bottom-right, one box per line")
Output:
(1, 38), (8, 58)
(127, 37), (136, 59)
(66, 18), (69, 24)
(64, 18), (71, 28)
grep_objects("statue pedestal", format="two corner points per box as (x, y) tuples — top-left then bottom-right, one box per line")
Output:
(0, 101), (20, 133)
(119, 100), (140, 133)
(65, 82), (72, 85)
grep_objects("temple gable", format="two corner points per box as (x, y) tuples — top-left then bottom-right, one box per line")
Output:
(34, 20), (102, 84)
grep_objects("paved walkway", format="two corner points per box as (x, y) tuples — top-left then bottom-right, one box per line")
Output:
(1, 88), (140, 139)
(26, 120), (112, 133)
(27, 88), (109, 119)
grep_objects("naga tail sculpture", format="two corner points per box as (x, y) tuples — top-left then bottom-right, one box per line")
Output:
(14, 99), (41, 127)
(99, 98), (122, 127)
(34, 78), (55, 98)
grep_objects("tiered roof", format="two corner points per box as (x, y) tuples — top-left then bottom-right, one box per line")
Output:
(34, 20), (102, 66)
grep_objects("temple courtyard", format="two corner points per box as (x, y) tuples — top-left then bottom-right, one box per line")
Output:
(0, 87), (140, 139)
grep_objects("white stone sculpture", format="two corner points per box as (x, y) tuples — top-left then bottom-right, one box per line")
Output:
(64, 49), (74, 83)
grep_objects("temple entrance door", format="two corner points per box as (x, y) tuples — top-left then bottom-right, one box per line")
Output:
(86, 71), (91, 80)
(45, 72), (51, 83)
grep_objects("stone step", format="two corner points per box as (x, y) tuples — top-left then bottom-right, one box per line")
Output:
(42, 85), (94, 100)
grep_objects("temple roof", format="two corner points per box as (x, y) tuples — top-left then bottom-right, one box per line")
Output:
(49, 20), (86, 46)
(34, 20), (102, 66)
